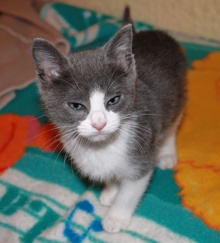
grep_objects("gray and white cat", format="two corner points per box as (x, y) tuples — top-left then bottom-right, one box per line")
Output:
(32, 17), (186, 233)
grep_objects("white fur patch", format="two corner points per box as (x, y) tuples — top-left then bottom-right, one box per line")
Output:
(157, 113), (183, 169)
(102, 172), (152, 233)
(77, 90), (120, 142)
(100, 183), (119, 206)
(61, 90), (136, 181)
(62, 120), (134, 181)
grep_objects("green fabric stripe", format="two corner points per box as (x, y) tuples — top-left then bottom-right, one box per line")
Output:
(13, 147), (86, 195)
(0, 221), (24, 235)
(136, 194), (220, 243)
(36, 238), (64, 243)
(0, 83), (47, 123)
(0, 180), (68, 211)
(125, 230), (158, 243)
(182, 42), (220, 67)
(0, 222), (63, 243)
(8, 148), (220, 242)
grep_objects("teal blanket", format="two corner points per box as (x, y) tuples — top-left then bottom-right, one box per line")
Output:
(0, 3), (220, 243)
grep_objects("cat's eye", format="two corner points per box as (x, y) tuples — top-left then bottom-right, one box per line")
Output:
(69, 102), (85, 111)
(107, 96), (121, 106)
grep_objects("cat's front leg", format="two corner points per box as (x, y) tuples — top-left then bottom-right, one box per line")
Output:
(156, 130), (177, 169)
(100, 181), (119, 207)
(102, 171), (152, 233)
(156, 114), (182, 170)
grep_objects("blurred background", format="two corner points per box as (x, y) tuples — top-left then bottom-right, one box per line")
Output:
(61, 0), (220, 41)
(1, 0), (220, 108)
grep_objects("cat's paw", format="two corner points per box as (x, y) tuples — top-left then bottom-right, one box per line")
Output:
(102, 213), (131, 233)
(157, 154), (177, 169)
(100, 185), (118, 207)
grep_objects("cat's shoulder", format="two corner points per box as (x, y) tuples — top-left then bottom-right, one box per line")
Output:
(133, 29), (181, 53)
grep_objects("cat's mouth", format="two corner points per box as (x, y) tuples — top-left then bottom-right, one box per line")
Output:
(77, 119), (120, 143)
(83, 130), (116, 143)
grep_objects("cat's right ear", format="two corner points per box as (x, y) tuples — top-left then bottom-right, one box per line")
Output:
(104, 24), (134, 72)
(32, 38), (69, 85)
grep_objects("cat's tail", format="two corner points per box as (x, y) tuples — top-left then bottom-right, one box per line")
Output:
(122, 6), (136, 34)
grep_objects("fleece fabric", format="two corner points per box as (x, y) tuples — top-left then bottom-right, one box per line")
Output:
(0, 3), (220, 243)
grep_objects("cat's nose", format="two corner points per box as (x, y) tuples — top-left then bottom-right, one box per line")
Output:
(91, 111), (106, 131)
(92, 122), (106, 131)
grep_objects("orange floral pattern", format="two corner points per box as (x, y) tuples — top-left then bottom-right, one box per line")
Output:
(0, 114), (61, 174)
(0, 114), (27, 173)
(175, 51), (220, 231)
(29, 123), (62, 152)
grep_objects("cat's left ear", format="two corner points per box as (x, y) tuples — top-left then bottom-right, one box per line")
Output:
(32, 38), (69, 85)
(104, 24), (135, 71)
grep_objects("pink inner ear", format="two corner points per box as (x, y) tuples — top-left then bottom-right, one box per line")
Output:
(43, 62), (60, 84)
(40, 72), (53, 85)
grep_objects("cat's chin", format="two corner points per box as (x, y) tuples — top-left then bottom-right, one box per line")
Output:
(83, 132), (115, 143)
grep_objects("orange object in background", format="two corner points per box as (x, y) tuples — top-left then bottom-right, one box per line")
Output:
(175, 52), (220, 231)
(30, 123), (62, 152)
(0, 114), (27, 173)
(0, 114), (62, 174)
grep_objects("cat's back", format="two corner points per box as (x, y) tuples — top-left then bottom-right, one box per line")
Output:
(133, 30), (186, 85)
(133, 30), (186, 130)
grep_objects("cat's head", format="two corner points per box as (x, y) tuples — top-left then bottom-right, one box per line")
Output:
(32, 24), (136, 142)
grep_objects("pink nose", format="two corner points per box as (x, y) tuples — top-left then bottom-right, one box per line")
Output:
(91, 111), (106, 131)
(92, 122), (106, 131)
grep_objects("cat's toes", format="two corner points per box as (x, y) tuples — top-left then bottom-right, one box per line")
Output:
(157, 154), (177, 169)
(102, 214), (130, 233)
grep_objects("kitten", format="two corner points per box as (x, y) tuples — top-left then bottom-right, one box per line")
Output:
(31, 14), (186, 233)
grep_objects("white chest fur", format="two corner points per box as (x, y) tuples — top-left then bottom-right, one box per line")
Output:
(62, 122), (133, 181)
(60, 90), (137, 181)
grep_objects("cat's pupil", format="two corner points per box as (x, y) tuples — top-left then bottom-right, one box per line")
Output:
(69, 102), (85, 110)
(107, 96), (120, 106)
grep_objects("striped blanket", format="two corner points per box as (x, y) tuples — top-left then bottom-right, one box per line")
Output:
(0, 3), (220, 243)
